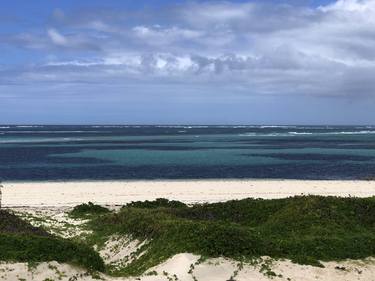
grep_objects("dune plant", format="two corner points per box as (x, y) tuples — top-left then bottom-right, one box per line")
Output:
(88, 196), (375, 275)
(0, 209), (104, 271)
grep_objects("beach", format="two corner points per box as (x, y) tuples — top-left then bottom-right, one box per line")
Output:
(3, 179), (375, 281)
(3, 179), (375, 207)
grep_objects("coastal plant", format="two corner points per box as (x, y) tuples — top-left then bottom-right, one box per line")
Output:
(125, 198), (187, 209)
(5, 196), (375, 278)
(0, 210), (105, 272)
(86, 196), (375, 276)
(69, 202), (110, 218)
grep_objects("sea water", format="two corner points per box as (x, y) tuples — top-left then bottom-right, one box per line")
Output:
(1, 125), (375, 180)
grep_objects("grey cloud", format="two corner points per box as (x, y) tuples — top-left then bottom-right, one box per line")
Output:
(0, 51), (354, 98)
(1, 0), (375, 99)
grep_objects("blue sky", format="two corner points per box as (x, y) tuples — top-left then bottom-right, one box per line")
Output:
(1, 0), (375, 125)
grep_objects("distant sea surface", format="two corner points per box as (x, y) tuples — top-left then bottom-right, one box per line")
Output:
(1, 125), (375, 181)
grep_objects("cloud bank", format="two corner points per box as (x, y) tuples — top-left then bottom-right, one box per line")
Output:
(1, 0), (375, 124)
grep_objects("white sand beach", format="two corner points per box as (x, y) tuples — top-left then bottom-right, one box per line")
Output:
(3, 179), (375, 207)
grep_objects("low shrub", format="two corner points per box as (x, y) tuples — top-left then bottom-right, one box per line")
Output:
(69, 202), (110, 218)
(0, 234), (105, 271)
(0, 209), (105, 272)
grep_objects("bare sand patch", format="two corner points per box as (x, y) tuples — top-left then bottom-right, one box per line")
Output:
(2, 255), (374, 281)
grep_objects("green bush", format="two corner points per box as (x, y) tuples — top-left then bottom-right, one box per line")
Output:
(0, 210), (49, 236)
(0, 234), (105, 271)
(0, 209), (105, 272)
(69, 202), (110, 218)
(125, 198), (187, 209)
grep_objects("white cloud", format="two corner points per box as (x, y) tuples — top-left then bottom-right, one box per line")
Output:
(181, 2), (254, 25)
(132, 25), (203, 45)
(320, 0), (375, 12)
(47, 28), (68, 46)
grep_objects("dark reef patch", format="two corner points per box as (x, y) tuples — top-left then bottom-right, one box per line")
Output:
(1, 163), (375, 181)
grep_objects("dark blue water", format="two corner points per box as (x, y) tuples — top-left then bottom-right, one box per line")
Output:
(1, 125), (375, 180)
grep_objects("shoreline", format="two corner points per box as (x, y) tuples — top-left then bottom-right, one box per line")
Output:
(3, 179), (375, 207)
(2, 178), (371, 183)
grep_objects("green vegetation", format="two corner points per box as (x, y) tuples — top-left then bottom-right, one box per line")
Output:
(69, 201), (110, 218)
(0, 210), (104, 271)
(3, 196), (375, 278)
(126, 198), (187, 209)
(0, 209), (50, 237)
(87, 196), (375, 275)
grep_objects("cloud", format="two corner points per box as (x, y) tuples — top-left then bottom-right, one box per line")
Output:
(1, 0), (375, 99)
(320, 0), (375, 12)
(180, 2), (254, 24)
(47, 28), (68, 46)
(132, 25), (203, 44)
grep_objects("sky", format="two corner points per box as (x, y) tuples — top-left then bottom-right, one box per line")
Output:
(1, 0), (375, 125)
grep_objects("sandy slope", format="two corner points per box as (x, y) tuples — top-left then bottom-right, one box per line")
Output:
(1, 254), (375, 281)
(3, 179), (375, 207)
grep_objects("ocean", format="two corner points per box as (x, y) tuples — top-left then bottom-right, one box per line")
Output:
(1, 125), (375, 181)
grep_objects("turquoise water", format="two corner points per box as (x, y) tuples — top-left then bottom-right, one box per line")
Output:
(1, 125), (375, 180)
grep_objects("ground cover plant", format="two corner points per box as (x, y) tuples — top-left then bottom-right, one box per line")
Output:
(87, 196), (375, 275)
(0, 209), (104, 271)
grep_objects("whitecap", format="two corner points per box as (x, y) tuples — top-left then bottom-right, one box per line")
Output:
(239, 130), (375, 137)
(16, 125), (44, 128)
